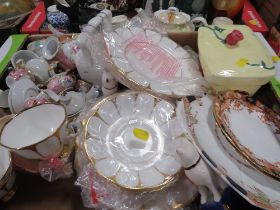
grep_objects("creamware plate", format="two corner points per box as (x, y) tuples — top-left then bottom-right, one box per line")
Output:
(83, 91), (189, 190)
(213, 91), (280, 181)
(105, 27), (204, 98)
(186, 95), (280, 210)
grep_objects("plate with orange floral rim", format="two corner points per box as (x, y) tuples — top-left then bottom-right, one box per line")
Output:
(213, 91), (280, 181)
(185, 94), (280, 210)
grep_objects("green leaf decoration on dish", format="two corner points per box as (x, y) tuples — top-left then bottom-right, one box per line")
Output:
(214, 26), (226, 33)
(235, 58), (275, 70)
(204, 26), (225, 42)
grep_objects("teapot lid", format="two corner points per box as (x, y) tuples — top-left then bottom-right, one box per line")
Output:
(155, 8), (190, 25)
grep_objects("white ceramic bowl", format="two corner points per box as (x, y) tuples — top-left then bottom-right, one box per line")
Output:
(42, 36), (60, 60)
(26, 58), (50, 83)
(0, 104), (68, 160)
(9, 78), (40, 114)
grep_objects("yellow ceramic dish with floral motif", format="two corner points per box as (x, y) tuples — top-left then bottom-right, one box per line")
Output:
(198, 25), (275, 95)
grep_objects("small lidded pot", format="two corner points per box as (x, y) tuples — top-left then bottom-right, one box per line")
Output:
(47, 5), (70, 30)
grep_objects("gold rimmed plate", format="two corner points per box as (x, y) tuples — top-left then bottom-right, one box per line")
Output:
(82, 91), (190, 191)
(213, 91), (280, 181)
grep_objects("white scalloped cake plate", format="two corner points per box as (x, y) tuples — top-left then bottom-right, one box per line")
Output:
(84, 91), (190, 189)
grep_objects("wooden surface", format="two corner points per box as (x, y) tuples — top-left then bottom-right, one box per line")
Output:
(0, 172), (88, 210)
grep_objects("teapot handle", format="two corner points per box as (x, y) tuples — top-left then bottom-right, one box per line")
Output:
(168, 7), (179, 13)
(191, 17), (208, 26)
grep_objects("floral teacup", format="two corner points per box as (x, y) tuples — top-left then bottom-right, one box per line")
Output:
(47, 73), (75, 94)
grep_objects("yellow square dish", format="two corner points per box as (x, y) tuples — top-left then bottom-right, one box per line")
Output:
(198, 25), (275, 95)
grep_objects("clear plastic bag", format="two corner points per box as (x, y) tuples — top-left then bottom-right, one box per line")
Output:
(38, 140), (75, 182)
(74, 91), (198, 210)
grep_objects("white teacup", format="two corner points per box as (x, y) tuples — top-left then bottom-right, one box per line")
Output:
(42, 36), (60, 60)
(26, 58), (50, 83)
(11, 50), (39, 68)
(0, 104), (77, 160)
(42, 36), (76, 70)
(0, 144), (16, 202)
(8, 78), (40, 114)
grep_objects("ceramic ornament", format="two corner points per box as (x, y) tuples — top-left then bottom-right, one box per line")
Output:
(176, 143), (221, 204)
(101, 71), (118, 96)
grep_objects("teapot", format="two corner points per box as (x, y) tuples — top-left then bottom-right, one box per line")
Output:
(154, 7), (208, 32)
(46, 85), (99, 116)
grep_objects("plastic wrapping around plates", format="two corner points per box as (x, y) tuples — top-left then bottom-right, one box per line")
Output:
(81, 91), (194, 190)
(198, 25), (276, 95)
(184, 95), (280, 210)
(75, 163), (197, 210)
(213, 91), (280, 181)
(103, 10), (206, 98)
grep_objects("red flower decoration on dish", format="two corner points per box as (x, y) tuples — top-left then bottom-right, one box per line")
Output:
(225, 30), (244, 45)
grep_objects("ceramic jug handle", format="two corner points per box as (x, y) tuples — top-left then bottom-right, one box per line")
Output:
(191, 17), (208, 26)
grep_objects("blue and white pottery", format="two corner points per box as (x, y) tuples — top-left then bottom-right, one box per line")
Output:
(47, 5), (70, 29)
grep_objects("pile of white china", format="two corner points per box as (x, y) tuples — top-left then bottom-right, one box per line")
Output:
(0, 8), (209, 209)
(0, 11), (120, 201)
(2, 6), (279, 210)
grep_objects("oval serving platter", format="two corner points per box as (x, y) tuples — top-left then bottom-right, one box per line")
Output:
(104, 26), (205, 98)
(82, 91), (190, 191)
(213, 91), (280, 181)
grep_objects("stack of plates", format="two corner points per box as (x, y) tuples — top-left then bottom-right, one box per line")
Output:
(186, 91), (280, 210)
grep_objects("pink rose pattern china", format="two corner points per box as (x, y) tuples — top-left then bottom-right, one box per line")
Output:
(47, 74), (76, 94)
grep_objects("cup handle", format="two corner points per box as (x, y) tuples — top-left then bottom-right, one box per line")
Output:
(191, 17), (208, 26)
(45, 89), (60, 102)
(5, 76), (15, 89)
(67, 121), (82, 138)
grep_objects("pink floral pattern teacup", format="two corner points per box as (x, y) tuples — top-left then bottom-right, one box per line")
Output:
(47, 74), (75, 94)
